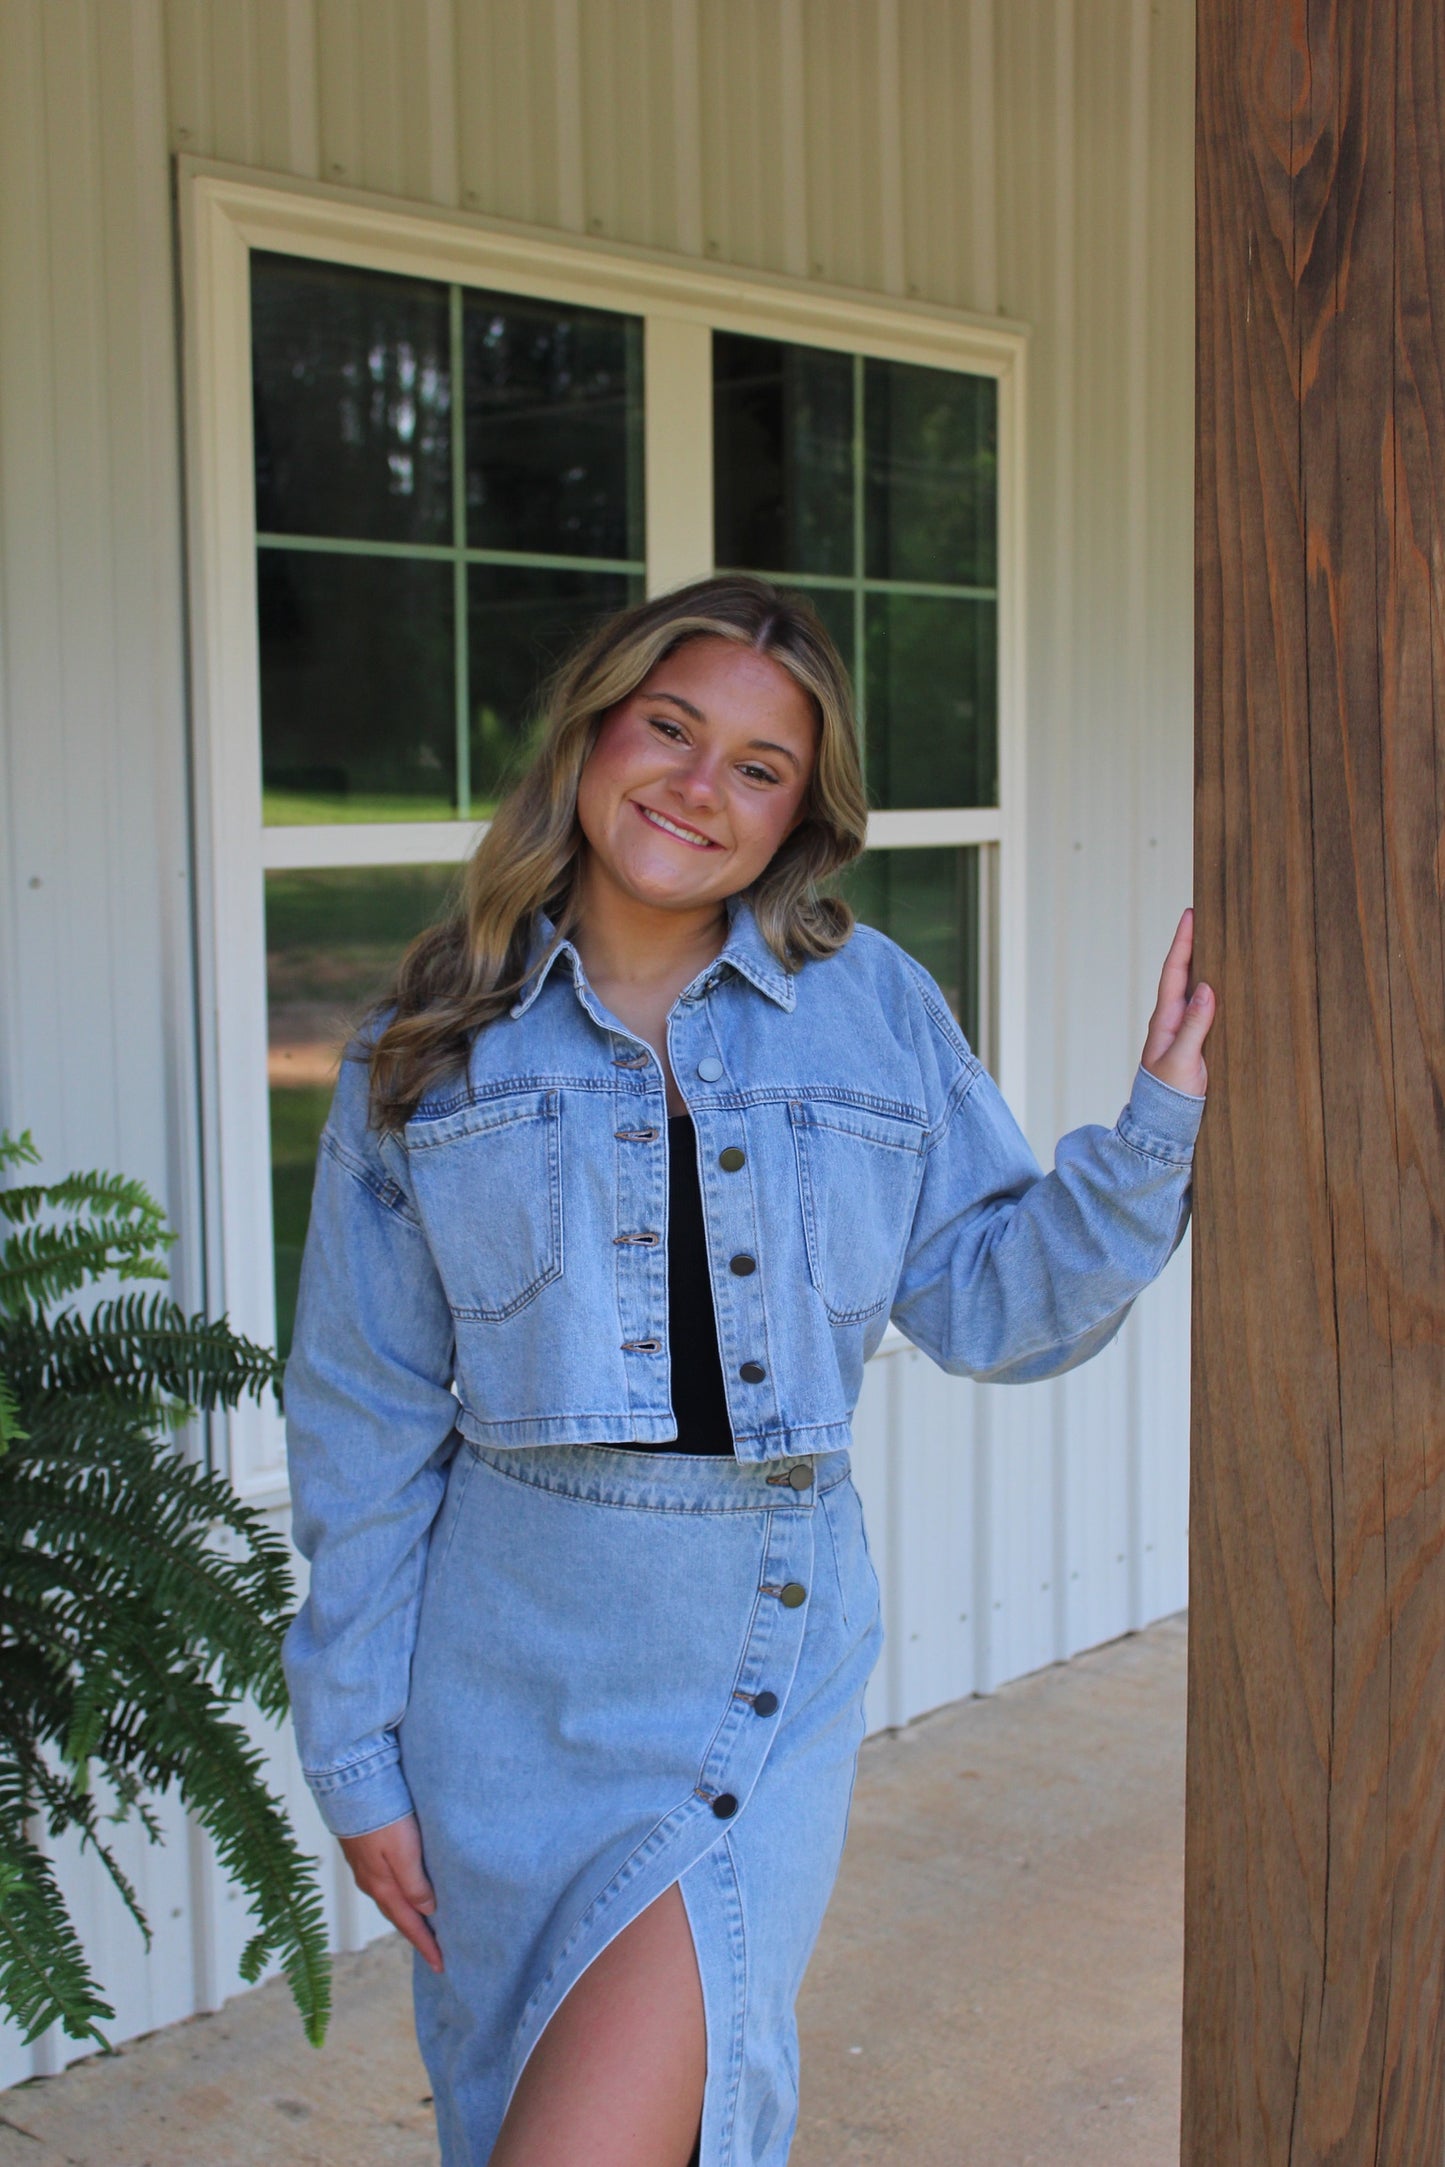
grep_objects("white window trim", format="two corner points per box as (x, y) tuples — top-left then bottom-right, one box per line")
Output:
(178, 161), (1029, 1503)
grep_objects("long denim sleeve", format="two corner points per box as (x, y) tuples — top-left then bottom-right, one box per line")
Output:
(282, 1055), (460, 1839)
(892, 1056), (1203, 1381)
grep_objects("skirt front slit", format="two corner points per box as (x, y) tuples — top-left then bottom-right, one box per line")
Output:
(399, 1440), (883, 2167)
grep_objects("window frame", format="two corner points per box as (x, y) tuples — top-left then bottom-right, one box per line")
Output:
(179, 162), (1028, 1501)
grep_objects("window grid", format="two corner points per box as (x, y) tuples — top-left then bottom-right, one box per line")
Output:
(716, 347), (998, 781)
(254, 276), (647, 828)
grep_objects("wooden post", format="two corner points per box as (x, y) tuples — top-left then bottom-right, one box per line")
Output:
(1184, 1), (1445, 2158)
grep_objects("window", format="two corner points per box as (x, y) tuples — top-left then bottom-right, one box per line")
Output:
(252, 255), (645, 1351)
(712, 333), (997, 1044)
(183, 176), (1022, 1494)
(252, 254), (644, 826)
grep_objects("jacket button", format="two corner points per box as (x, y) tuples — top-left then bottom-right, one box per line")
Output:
(711, 1792), (739, 1819)
(718, 1146), (746, 1171)
(729, 1252), (757, 1276)
(779, 1582), (808, 1608)
(752, 1691), (779, 1718)
(696, 1055), (724, 1081)
(739, 1361), (766, 1384)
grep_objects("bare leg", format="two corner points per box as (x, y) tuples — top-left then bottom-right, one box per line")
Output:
(487, 1881), (706, 2167)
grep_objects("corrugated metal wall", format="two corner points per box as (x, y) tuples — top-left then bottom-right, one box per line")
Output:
(0, 0), (1195, 2080)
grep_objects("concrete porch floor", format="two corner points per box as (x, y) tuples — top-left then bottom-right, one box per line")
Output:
(0, 1616), (1186, 2166)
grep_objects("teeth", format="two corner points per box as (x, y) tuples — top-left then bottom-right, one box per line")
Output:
(640, 805), (714, 848)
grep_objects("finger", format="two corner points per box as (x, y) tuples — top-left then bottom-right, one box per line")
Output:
(1155, 908), (1195, 1009)
(1169, 980), (1216, 1057)
(380, 1824), (437, 1916)
(1141, 963), (1197, 1066)
(388, 1901), (445, 1973)
(365, 1872), (445, 1972)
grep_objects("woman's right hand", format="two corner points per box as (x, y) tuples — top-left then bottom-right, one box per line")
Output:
(339, 1813), (444, 1973)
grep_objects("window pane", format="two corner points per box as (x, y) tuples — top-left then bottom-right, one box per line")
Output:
(802, 583), (857, 686)
(713, 334), (854, 576)
(864, 593), (997, 810)
(252, 253), (452, 545)
(267, 864), (460, 1357)
(464, 295), (643, 560)
(833, 848), (981, 1046)
(864, 359), (996, 586)
(469, 566), (642, 810)
(259, 550), (456, 824)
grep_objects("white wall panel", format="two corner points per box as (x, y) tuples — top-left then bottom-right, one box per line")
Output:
(0, 0), (202, 2079)
(0, 0), (1197, 2079)
(694, 0), (806, 277)
(455, 0), (563, 229)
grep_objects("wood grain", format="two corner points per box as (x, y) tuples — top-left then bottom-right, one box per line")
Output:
(1184, 1), (1445, 2159)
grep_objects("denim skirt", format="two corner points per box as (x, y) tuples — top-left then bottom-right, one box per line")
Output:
(399, 1439), (884, 2166)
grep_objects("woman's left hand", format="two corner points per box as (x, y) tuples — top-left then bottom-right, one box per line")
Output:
(1140, 907), (1215, 1097)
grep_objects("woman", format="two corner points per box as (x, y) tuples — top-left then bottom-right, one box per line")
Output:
(282, 575), (1214, 2167)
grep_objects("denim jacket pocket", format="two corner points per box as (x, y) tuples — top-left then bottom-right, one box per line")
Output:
(404, 1088), (562, 1320)
(789, 1099), (925, 1324)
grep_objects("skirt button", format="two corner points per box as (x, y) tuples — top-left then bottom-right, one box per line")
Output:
(787, 1464), (813, 1490)
(712, 1792), (739, 1819)
(752, 1691), (780, 1717)
(779, 1582), (808, 1609)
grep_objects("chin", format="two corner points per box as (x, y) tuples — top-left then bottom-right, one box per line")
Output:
(610, 841), (727, 903)
(625, 868), (726, 913)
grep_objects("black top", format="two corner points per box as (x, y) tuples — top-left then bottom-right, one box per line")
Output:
(659, 1112), (736, 1457)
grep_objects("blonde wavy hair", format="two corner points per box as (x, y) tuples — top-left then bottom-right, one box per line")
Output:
(364, 574), (869, 1131)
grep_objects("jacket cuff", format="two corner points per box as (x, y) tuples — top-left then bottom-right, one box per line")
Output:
(1116, 1064), (1206, 1165)
(307, 1747), (415, 1840)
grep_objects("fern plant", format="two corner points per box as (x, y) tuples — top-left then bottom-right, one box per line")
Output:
(0, 1129), (330, 2050)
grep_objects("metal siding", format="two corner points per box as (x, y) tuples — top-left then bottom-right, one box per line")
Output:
(578, 0), (679, 251)
(0, 0), (1196, 2074)
(801, 0), (884, 291)
(696, 0), (799, 277)
(0, 0), (209, 2084)
(455, 0), (562, 229)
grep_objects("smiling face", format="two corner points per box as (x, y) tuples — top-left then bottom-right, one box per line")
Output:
(574, 635), (820, 920)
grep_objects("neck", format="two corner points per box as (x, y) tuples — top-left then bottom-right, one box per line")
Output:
(570, 858), (730, 994)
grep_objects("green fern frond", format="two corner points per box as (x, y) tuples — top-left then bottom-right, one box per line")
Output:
(1, 1737), (152, 1945)
(4, 1565), (328, 2042)
(0, 1371), (25, 1453)
(3, 1294), (284, 1412)
(2, 1483), (291, 1720)
(82, 1642), (330, 2046)
(0, 1819), (113, 2047)
(0, 1129), (330, 2048)
(0, 1133), (40, 1175)
(2, 1424), (297, 1644)
(100, 1768), (164, 1847)
(0, 1221), (171, 1316)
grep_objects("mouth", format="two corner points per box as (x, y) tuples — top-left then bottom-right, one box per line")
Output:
(634, 802), (721, 851)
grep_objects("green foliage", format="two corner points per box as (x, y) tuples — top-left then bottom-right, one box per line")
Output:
(0, 1129), (331, 2050)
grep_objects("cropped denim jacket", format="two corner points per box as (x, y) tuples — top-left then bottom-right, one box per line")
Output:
(282, 895), (1205, 1834)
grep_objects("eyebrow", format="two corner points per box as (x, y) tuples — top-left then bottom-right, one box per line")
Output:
(647, 691), (804, 773)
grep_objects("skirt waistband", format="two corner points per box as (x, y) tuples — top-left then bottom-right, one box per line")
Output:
(462, 1439), (851, 1513)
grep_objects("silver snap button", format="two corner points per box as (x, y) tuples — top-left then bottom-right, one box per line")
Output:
(696, 1055), (724, 1082)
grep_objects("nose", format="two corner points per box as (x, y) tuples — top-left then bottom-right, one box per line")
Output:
(672, 744), (725, 808)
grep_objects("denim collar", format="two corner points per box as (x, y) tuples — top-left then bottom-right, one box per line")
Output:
(509, 891), (797, 1019)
